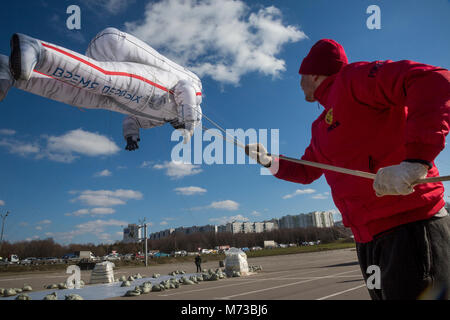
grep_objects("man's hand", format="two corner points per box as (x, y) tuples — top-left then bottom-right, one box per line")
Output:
(125, 136), (140, 151)
(245, 143), (272, 168)
(373, 161), (429, 197)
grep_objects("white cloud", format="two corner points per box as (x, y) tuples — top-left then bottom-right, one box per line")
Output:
(209, 200), (240, 211)
(94, 169), (112, 177)
(153, 161), (202, 179)
(65, 208), (116, 216)
(311, 193), (329, 200)
(174, 186), (207, 196)
(160, 221), (168, 226)
(0, 129), (16, 136)
(48, 219), (128, 242)
(125, 0), (306, 85)
(0, 138), (40, 156)
(90, 208), (116, 215)
(0, 200), (4, 206)
(45, 129), (120, 162)
(140, 161), (153, 168)
(35, 226), (42, 231)
(209, 214), (249, 225)
(193, 200), (240, 211)
(251, 210), (261, 217)
(37, 220), (52, 225)
(65, 209), (89, 217)
(82, 0), (135, 15)
(71, 189), (143, 207)
(283, 189), (316, 199)
(0, 129), (119, 163)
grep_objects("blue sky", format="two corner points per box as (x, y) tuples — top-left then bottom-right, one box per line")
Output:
(0, 0), (449, 245)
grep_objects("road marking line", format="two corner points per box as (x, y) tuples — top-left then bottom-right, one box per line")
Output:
(215, 269), (360, 300)
(316, 284), (367, 300)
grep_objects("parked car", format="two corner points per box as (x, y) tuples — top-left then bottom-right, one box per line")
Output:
(62, 253), (79, 260)
(135, 253), (145, 259)
(43, 257), (61, 264)
(153, 252), (170, 258)
(20, 257), (38, 265)
(174, 250), (187, 256)
(8, 254), (19, 263)
(251, 246), (263, 251)
(123, 253), (135, 260)
(104, 254), (121, 261)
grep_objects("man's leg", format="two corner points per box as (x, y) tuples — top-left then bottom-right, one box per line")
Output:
(9, 33), (177, 122)
(2, 52), (117, 110)
(356, 242), (382, 300)
(419, 215), (450, 299)
(358, 214), (449, 300)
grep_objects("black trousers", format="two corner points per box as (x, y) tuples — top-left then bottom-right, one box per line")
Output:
(356, 214), (450, 300)
(196, 263), (201, 272)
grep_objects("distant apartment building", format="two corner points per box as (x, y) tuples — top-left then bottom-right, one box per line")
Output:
(175, 224), (218, 235)
(122, 224), (143, 243)
(224, 221), (277, 234)
(148, 228), (175, 241)
(278, 211), (334, 229)
(143, 211), (334, 242)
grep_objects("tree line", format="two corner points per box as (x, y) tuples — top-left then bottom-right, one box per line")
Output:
(0, 226), (352, 259)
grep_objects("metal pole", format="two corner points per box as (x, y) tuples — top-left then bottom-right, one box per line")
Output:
(144, 223), (148, 267)
(0, 211), (10, 254)
(268, 154), (450, 185)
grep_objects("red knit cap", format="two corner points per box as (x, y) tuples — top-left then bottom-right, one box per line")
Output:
(299, 39), (348, 76)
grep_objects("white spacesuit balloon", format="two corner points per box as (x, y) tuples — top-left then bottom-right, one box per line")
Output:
(1, 28), (203, 148)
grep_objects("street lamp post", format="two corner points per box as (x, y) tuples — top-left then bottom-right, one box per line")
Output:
(139, 218), (148, 267)
(144, 222), (148, 267)
(0, 211), (10, 254)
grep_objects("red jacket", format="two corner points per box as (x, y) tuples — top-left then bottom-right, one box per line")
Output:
(273, 60), (450, 243)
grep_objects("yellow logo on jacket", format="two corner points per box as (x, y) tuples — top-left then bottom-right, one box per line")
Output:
(325, 108), (333, 125)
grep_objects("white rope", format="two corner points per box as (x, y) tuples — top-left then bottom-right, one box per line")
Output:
(165, 102), (450, 185)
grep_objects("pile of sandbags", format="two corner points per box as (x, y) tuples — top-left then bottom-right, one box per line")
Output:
(44, 280), (84, 290)
(1, 284), (33, 298)
(90, 261), (115, 284)
(65, 294), (83, 300)
(43, 292), (58, 300)
(224, 248), (249, 276)
(16, 293), (31, 300)
(249, 265), (263, 272)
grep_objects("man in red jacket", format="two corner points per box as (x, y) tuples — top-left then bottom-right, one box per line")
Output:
(246, 39), (450, 300)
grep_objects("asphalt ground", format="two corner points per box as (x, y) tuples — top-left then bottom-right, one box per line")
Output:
(0, 248), (370, 300)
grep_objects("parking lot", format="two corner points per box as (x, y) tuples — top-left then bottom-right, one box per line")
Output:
(0, 248), (370, 300)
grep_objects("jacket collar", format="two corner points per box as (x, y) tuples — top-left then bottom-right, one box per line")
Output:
(313, 74), (337, 110)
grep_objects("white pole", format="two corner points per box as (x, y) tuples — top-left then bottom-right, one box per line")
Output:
(270, 154), (450, 185)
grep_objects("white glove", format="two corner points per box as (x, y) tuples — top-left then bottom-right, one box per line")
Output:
(245, 143), (272, 168)
(373, 161), (429, 197)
